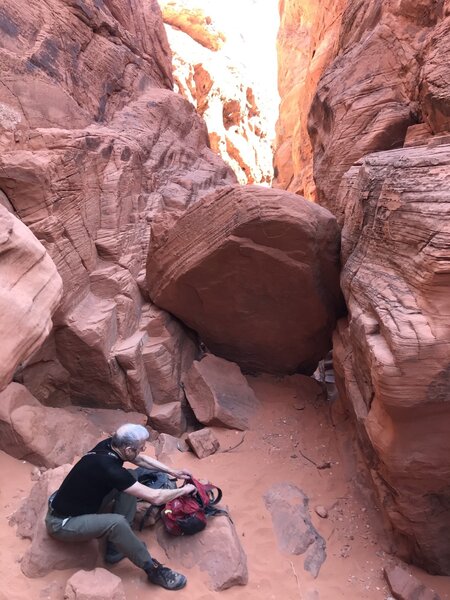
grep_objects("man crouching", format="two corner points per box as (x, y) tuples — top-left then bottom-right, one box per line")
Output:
(45, 423), (195, 590)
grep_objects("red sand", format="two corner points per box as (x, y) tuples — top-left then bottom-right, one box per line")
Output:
(1, 374), (449, 599)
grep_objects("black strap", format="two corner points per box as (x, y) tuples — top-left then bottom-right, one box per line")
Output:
(138, 505), (162, 531)
(48, 490), (70, 519)
(204, 505), (233, 523)
(85, 450), (120, 460)
(208, 486), (222, 505)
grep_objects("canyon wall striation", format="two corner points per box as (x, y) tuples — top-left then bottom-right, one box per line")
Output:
(146, 184), (343, 376)
(277, 0), (450, 574)
(273, 0), (347, 199)
(0, 0), (341, 442)
(0, 0), (236, 420)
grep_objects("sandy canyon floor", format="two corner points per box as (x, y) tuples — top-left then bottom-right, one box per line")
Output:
(1, 374), (449, 600)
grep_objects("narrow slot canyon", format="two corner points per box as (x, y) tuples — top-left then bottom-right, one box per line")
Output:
(0, 1), (449, 599)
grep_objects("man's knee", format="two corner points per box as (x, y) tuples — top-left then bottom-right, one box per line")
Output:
(110, 514), (132, 533)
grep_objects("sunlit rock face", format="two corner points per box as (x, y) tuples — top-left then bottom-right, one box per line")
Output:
(274, 0), (347, 200)
(276, 1), (450, 206)
(333, 142), (450, 574)
(0, 206), (62, 391)
(308, 0), (447, 212)
(0, 0), (235, 416)
(159, 0), (277, 186)
(146, 184), (344, 375)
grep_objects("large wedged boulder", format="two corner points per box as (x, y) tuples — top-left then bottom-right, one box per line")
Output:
(0, 383), (99, 467)
(0, 205), (62, 391)
(333, 142), (450, 575)
(146, 185), (343, 375)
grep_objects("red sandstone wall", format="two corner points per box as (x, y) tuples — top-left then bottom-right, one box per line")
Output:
(277, 0), (450, 574)
(273, 0), (347, 200)
(0, 0), (236, 417)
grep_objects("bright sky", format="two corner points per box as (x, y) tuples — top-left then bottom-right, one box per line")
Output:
(168, 0), (280, 140)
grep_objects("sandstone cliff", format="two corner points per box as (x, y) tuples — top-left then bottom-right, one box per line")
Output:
(0, 0), (338, 432)
(274, 0), (347, 200)
(277, 0), (450, 575)
(0, 0), (236, 415)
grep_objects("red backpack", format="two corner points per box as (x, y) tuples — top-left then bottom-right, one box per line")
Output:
(161, 477), (227, 536)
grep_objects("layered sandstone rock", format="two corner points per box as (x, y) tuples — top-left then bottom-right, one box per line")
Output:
(333, 142), (450, 574)
(0, 383), (99, 467)
(264, 483), (326, 577)
(157, 516), (248, 590)
(147, 185), (343, 375)
(182, 354), (259, 430)
(12, 465), (98, 577)
(159, 0), (275, 186)
(0, 205), (62, 391)
(65, 569), (126, 600)
(276, 2), (450, 206)
(293, 0), (450, 576)
(419, 15), (450, 134)
(307, 1), (447, 212)
(274, 0), (347, 199)
(0, 0), (235, 414)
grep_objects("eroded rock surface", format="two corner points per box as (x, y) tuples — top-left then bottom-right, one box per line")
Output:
(0, 383), (99, 467)
(182, 354), (259, 430)
(334, 143), (450, 574)
(264, 483), (326, 578)
(186, 427), (220, 458)
(147, 185), (343, 375)
(419, 15), (450, 135)
(274, 0), (347, 199)
(306, 1), (450, 213)
(65, 569), (126, 600)
(384, 565), (441, 600)
(0, 205), (62, 391)
(148, 401), (187, 437)
(12, 465), (98, 577)
(156, 516), (248, 590)
(0, 0), (235, 413)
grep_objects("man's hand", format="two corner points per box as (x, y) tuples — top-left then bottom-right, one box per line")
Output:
(181, 483), (196, 495)
(171, 468), (192, 480)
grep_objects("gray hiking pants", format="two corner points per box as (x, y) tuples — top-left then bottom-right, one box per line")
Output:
(45, 476), (152, 569)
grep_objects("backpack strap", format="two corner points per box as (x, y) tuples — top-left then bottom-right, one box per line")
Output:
(204, 504), (231, 518)
(203, 484), (222, 505)
(138, 504), (154, 531)
(187, 477), (223, 506)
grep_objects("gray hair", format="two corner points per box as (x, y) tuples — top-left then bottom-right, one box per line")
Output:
(112, 424), (149, 449)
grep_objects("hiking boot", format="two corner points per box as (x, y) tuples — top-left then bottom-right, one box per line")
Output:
(146, 559), (187, 590)
(105, 542), (125, 564)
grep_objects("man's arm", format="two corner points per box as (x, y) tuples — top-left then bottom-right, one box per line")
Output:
(132, 453), (191, 480)
(124, 481), (196, 505)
